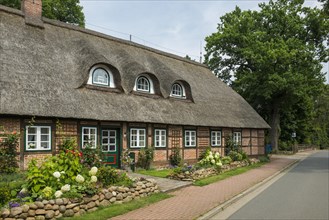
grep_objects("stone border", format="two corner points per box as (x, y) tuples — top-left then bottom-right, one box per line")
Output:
(168, 159), (260, 181)
(0, 178), (158, 220)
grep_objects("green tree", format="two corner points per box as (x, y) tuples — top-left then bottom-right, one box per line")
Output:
(204, 0), (329, 151)
(312, 84), (329, 148)
(0, 0), (85, 27)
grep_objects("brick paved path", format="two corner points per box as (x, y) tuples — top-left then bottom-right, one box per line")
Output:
(111, 157), (296, 220)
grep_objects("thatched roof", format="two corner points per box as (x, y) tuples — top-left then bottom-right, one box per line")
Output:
(0, 5), (270, 129)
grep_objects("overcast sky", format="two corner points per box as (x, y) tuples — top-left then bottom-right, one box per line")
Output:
(80, 0), (328, 83)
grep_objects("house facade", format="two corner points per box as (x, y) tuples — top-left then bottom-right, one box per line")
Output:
(0, 0), (270, 170)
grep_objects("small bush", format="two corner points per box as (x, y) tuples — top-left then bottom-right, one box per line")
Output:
(81, 144), (102, 168)
(221, 156), (232, 165)
(228, 151), (243, 161)
(0, 132), (19, 174)
(258, 155), (270, 163)
(136, 147), (154, 170)
(0, 186), (11, 206)
(169, 147), (182, 166)
(98, 166), (128, 187)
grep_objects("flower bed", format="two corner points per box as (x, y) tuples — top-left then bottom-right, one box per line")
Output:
(168, 158), (260, 181)
(0, 177), (158, 220)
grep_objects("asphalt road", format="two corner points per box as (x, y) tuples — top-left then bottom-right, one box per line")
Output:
(226, 151), (329, 220)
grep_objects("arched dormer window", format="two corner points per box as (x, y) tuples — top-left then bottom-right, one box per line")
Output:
(136, 76), (150, 92)
(133, 74), (155, 94)
(87, 65), (115, 88)
(170, 82), (186, 98)
(93, 68), (109, 85)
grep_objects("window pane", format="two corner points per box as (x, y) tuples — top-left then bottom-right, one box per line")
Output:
(28, 127), (36, 134)
(41, 142), (49, 149)
(109, 145), (115, 151)
(28, 135), (36, 142)
(41, 135), (49, 141)
(93, 68), (109, 85)
(90, 129), (96, 135)
(41, 127), (49, 134)
(102, 131), (109, 137)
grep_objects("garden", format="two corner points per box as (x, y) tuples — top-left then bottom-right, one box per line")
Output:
(0, 127), (268, 220)
(0, 131), (159, 220)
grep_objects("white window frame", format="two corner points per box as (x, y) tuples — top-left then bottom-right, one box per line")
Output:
(101, 129), (116, 152)
(82, 127), (97, 149)
(136, 76), (150, 92)
(87, 64), (115, 88)
(185, 130), (196, 147)
(211, 131), (222, 147)
(154, 129), (166, 148)
(133, 74), (155, 94)
(130, 128), (146, 148)
(233, 131), (242, 145)
(26, 126), (51, 151)
(170, 83), (186, 98)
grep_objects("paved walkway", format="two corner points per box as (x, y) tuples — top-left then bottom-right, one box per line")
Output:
(112, 152), (312, 220)
(128, 173), (192, 192)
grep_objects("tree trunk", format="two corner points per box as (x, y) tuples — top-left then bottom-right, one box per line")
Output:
(269, 102), (280, 152)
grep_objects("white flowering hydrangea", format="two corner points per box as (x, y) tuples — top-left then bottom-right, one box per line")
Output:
(198, 149), (222, 167)
(89, 167), (98, 176)
(75, 174), (85, 183)
(90, 176), (97, 183)
(53, 171), (61, 179)
(54, 190), (62, 198)
(61, 184), (70, 192)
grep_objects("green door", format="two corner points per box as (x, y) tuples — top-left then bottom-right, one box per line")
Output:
(101, 129), (120, 168)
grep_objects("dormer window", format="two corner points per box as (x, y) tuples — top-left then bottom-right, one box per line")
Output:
(136, 76), (150, 92)
(170, 83), (186, 98)
(93, 68), (109, 85)
(133, 74), (155, 94)
(87, 65), (115, 88)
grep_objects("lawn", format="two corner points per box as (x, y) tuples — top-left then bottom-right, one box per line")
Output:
(60, 192), (172, 220)
(193, 162), (265, 186)
(136, 169), (172, 178)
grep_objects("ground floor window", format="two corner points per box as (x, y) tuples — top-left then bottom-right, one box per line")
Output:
(233, 131), (242, 145)
(154, 129), (166, 148)
(82, 127), (97, 148)
(26, 126), (51, 151)
(130, 128), (146, 148)
(211, 131), (222, 146)
(185, 130), (196, 147)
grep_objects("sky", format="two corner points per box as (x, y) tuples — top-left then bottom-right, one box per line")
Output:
(79, 0), (329, 83)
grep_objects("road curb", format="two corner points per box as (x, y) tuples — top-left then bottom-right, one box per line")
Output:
(197, 158), (301, 220)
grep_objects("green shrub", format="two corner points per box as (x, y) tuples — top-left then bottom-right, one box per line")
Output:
(221, 156), (232, 165)
(98, 166), (128, 187)
(136, 147), (154, 170)
(81, 144), (102, 168)
(0, 186), (11, 206)
(258, 155), (270, 163)
(169, 146), (182, 166)
(228, 151), (243, 161)
(0, 132), (19, 174)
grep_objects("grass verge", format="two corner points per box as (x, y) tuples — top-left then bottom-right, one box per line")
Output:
(193, 162), (265, 186)
(60, 192), (172, 220)
(136, 169), (172, 178)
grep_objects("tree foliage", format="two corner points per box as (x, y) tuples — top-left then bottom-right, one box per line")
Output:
(205, 0), (329, 151)
(0, 0), (85, 27)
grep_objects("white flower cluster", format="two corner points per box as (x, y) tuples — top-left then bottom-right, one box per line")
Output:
(199, 150), (222, 167)
(53, 171), (61, 179)
(89, 166), (98, 176)
(75, 174), (85, 183)
(61, 184), (70, 192)
(90, 175), (97, 183)
(54, 190), (62, 198)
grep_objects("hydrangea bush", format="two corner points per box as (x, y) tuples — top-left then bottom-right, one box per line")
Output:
(198, 149), (222, 168)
